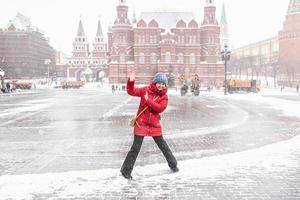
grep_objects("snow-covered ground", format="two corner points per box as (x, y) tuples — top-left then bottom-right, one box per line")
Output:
(0, 84), (299, 199)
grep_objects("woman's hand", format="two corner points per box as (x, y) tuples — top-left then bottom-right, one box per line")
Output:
(144, 91), (148, 101)
(129, 73), (135, 81)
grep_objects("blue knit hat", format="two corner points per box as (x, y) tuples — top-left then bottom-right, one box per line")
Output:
(153, 72), (168, 85)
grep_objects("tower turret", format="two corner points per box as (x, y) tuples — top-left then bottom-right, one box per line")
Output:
(92, 18), (107, 68)
(202, 0), (217, 25)
(72, 19), (89, 59)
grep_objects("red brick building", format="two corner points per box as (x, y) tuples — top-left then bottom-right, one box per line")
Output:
(108, 0), (224, 87)
(278, 0), (300, 86)
(67, 19), (108, 82)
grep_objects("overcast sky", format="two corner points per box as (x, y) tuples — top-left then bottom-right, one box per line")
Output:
(0, 0), (290, 54)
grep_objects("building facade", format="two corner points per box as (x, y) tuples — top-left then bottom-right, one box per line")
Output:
(67, 19), (108, 82)
(108, 0), (224, 87)
(0, 13), (55, 79)
(229, 0), (300, 87)
(229, 37), (279, 86)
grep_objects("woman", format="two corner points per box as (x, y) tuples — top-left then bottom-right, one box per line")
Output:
(120, 72), (178, 179)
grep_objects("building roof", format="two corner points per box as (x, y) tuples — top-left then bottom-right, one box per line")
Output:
(220, 3), (227, 25)
(77, 19), (85, 37)
(7, 13), (34, 31)
(288, 0), (300, 14)
(96, 19), (103, 37)
(138, 12), (195, 29)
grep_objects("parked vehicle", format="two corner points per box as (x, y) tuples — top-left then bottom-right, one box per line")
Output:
(227, 79), (261, 93)
(56, 80), (85, 89)
(11, 80), (32, 89)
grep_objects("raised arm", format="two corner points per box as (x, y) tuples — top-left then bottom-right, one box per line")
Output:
(127, 74), (143, 97)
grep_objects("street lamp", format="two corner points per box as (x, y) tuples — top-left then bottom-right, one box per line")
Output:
(44, 59), (51, 84)
(221, 44), (231, 95)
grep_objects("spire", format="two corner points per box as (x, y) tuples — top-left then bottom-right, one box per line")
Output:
(132, 10), (137, 24)
(96, 18), (103, 37)
(119, 0), (126, 5)
(220, 2), (229, 48)
(206, 0), (214, 6)
(220, 3), (227, 24)
(288, 0), (300, 14)
(77, 19), (85, 37)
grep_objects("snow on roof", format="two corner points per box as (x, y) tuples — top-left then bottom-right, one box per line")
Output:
(138, 11), (195, 30)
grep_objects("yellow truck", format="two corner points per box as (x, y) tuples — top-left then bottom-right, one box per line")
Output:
(227, 79), (260, 93)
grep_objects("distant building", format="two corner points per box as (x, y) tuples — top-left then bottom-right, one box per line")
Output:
(230, 0), (300, 87)
(67, 18), (108, 82)
(0, 13), (55, 79)
(108, 0), (224, 87)
(229, 37), (279, 86)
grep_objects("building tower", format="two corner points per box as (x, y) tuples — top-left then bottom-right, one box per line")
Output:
(108, 0), (134, 83)
(92, 18), (108, 80)
(68, 19), (90, 80)
(220, 2), (229, 48)
(73, 19), (89, 59)
(279, 0), (300, 86)
(200, 0), (221, 63)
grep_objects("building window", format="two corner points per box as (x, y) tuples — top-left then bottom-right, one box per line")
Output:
(139, 53), (145, 64)
(165, 52), (171, 63)
(150, 53), (157, 64)
(178, 36), (184, 44)
(141, 36), (145, 44)
(190, 53), (196, 64)
(177, 53), (184, 64)
(150, 35), (157, 44)
(120, 53), (125, 64)
(120, 35), (125, 43)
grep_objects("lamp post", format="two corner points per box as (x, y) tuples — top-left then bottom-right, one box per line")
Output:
(44, 59), (51, 84)
(221, 44), (231, 95)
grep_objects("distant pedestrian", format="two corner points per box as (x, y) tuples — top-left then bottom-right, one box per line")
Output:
(297, 84), (299, 93)
(120, 72), (178, 179)
(6, 82), (10, 93)
(112, 84), (115, 94)
(1, 75), (5, 90)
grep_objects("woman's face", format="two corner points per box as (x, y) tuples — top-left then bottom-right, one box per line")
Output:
(155, 82), (166, 90)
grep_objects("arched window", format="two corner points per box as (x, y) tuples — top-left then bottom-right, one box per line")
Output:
(139, 53), (145, 64)
(120, 53), (125, 64)
(165, 52), (171, 63)
(150, 53), (157, 64)
(190, 53), (196, 64)
(177, 53), (184, 64)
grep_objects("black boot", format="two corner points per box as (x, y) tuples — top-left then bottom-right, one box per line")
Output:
(171, 166), (179, 173)
(121, 171), (133, 179)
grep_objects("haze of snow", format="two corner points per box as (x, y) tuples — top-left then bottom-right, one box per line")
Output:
(0, 87), (299, 199)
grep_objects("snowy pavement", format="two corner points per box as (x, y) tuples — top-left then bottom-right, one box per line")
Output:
(0, 87), (300, 199)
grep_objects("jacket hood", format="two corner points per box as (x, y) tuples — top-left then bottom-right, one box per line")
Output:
(149, 82), (168, 96)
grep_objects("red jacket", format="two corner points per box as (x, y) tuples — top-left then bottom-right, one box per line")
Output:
(127, 79), (168, 136)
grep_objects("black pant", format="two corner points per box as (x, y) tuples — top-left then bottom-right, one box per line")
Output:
(121, 135), (177, 176)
